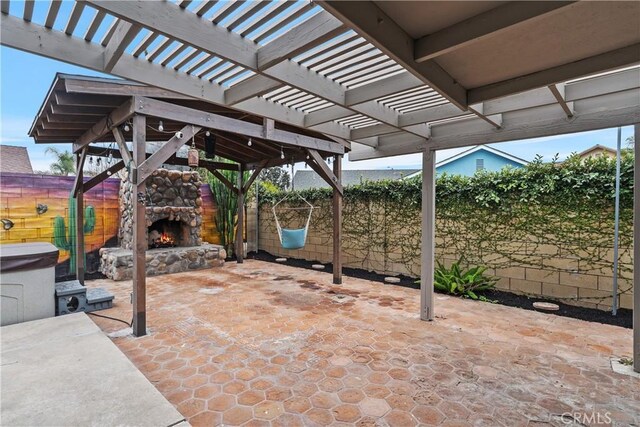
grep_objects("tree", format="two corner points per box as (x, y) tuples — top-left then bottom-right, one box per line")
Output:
(626, 135), (634, 149)
(259, 166), (290, 190)
(46, 147), (75, 176)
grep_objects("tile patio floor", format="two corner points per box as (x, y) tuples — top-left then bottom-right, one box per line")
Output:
(88, 260), (638, 426)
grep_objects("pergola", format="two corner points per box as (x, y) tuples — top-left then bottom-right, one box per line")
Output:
(28, 74), (348, 336)
(1, 0), (639, 370)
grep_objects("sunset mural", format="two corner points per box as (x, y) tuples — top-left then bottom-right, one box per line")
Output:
(0, 173), (220, 278)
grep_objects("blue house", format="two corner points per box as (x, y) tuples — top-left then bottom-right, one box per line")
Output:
(435, 145), (528, 177)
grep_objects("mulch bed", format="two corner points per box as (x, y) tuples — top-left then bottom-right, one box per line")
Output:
(248, 250), (633, 329)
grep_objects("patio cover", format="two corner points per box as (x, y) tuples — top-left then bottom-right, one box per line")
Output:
(1, 0), (638, 370)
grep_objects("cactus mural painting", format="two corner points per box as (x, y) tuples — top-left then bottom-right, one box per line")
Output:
(53, 196), (96, 272)
(0, 172), (220, 279)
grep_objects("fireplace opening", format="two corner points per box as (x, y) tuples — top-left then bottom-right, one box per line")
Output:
(148, 219), (188, 249)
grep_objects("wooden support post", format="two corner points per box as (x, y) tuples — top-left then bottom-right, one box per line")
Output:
(132, 114), (147, 337)
(634, 123), (639, 373)
(75, 152), (85, 285)
(421, 148), (436, 321)
(333, 155), (342, 284)
(236, 164), (244, 263)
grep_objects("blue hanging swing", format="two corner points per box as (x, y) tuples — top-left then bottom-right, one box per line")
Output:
(272, 194), (314, 250)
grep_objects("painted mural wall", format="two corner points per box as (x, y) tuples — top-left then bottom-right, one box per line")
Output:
(0, 172), (220, 279)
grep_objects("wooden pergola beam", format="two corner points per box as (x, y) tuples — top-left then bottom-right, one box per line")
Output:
(306, 149), (343, 195)
(104, 20), (141, 72)
(71, 147), (88, 197)
(132, 96), (344, 155)
(137, 125), (201, 184)
(83, 160), (124, 193)
(131, 114), (146, 337)
(547, 84), (575, 118)
(243, 160), (268, 193)
(74, 98), (135, 152)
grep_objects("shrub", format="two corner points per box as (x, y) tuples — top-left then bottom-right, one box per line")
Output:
(432, 259), (498, 301)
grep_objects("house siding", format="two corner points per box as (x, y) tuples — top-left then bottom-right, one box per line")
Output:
(437, 149), (524, 177)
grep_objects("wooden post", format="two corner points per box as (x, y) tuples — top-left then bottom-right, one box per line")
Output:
(132, 114), (147, 337)
(75, 153), (85, 285)
(333, 155), (342, 284)
(634, 123), (639, 373)
(236, 164), (244, 263)
(421, 148), (436, 321)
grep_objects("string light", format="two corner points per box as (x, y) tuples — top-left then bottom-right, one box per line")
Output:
(88, 156), (93, 165)
(96, 157), (102, 166)
(107, 152), (113, 163)
(205, 130), (211, 137)
(123, 123), (130, 132)
(106, 170), (112, 176)
(158, 121), (164, 132)
(247, 138), (252, 147)
(175, 131), (184, 139)
(280, 146), (285, 159)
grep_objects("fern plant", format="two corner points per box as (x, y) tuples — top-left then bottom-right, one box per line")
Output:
(431, 259), (498, 301)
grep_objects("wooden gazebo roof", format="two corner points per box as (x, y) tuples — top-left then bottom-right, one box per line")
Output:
(29, 74), (348, 167)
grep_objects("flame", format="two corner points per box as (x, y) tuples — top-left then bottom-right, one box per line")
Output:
(159, 232), (174, 244)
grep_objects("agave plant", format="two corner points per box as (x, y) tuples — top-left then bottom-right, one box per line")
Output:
(432, 258), (498, 301)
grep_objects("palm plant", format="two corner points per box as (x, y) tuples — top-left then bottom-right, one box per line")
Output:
(200, 158), (250, 258)
(46, 147), (75, 176)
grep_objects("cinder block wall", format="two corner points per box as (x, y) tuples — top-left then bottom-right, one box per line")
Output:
(255, 204), (633, 311)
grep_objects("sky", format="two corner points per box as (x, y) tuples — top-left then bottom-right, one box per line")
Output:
(0, 45), (634, 173)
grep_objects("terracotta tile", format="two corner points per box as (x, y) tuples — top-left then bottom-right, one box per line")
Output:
(222, 406), (252, 426)
(207, 394), (235, 412)
(89, 261), (637, 427)
(359, 397), (391, 418)
(333, 403), (362, 423)
(238, 389), (265, 406)
(254, 401), (285, 420)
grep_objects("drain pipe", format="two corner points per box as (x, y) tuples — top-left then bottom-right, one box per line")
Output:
(255, 179), (259, 254)
(612, 127), (622, 315)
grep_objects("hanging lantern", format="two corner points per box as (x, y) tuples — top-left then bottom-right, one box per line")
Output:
(188, 127), (199, 167)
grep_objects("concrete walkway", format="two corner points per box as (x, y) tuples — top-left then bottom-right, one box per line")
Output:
(1, 313), (186, 426)
(88, 260), (638, 426)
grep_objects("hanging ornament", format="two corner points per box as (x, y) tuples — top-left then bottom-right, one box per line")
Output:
(188, 126), (199, 168)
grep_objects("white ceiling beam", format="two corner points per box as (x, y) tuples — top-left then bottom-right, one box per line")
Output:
(304, 106), (351, 127)
(547, 84), (574, 118)
(468, 104), (502, 129)
(225, 75), (280, 105)
(350, 93), (640, 161)
(397, 103), (466, 127)
(468, 43), (640, 103)
(345, 72), (423, 106)
(103, 21), (142, 72)
(351, 124), (397, 140)
(319, 1), (467, 109)
(257, 12), (345, 70)
(414, 2), (575, 62)
(0, 13), (341, 141)
(85, 0), (258, 69)
(88, 1), (416, 138)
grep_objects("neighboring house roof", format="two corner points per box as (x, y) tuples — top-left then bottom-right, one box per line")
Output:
(0, 145), (34, 174)
(577, 144), (617, 158)
(293, 169), (420, 190)
(435, 145), (529, 169)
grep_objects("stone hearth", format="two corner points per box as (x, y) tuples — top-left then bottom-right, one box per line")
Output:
(99, 244), (224, 281)
(100, 168), (224, 281)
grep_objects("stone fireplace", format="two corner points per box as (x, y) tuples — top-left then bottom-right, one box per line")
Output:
(100, 169), (224, 281)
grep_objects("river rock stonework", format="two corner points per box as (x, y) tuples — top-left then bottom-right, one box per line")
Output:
(99, 244), (224, 281)
(119, 168), (204, 249)
(101, 168), (224, 281)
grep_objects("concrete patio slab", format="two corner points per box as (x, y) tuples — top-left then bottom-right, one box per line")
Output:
(1, 313), (186, 427)
(87, 260), (639, 426)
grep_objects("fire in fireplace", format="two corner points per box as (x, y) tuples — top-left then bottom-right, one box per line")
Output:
(148, 219), (185, 249)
